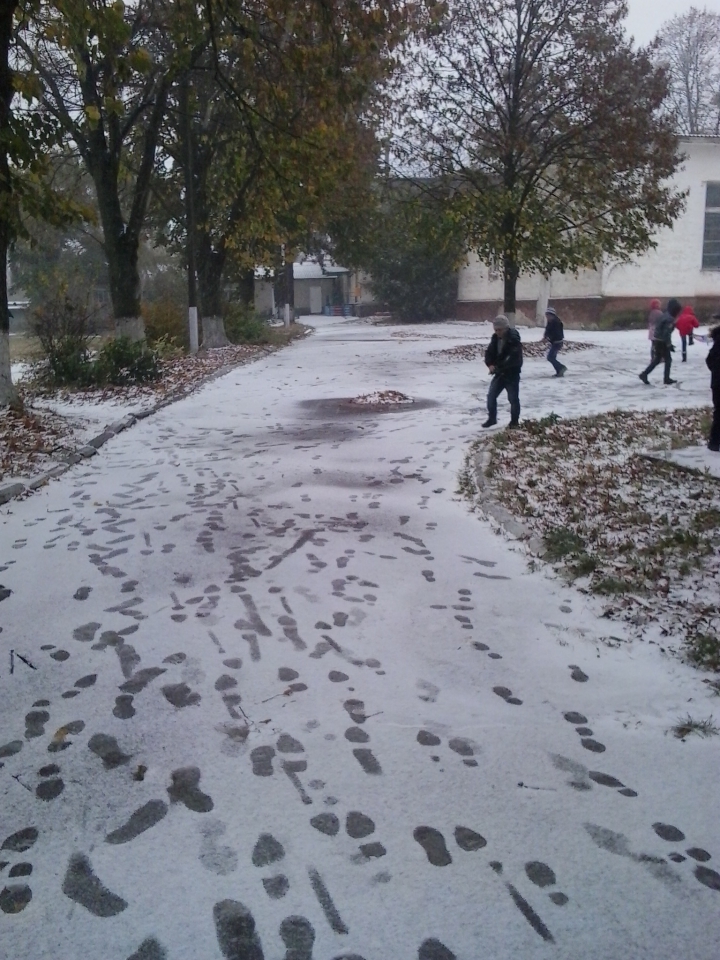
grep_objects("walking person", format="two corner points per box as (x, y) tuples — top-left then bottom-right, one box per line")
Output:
(707, 318), (720, 452)
(639, 298), (682, 386)
(647, 298), (663, 357)
(543, 306), (566, 377)
(483, 315), (523, 429)
(675, 304), (699, 361)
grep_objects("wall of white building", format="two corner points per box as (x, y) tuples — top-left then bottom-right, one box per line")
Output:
(457, 136), (720, 325)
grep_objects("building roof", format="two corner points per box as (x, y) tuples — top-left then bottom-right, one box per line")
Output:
(255, 257), (349, 281)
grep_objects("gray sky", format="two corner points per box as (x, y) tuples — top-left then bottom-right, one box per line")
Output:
(625, 0), (720, 45)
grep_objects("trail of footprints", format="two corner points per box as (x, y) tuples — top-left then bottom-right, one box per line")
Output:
(3, 455), (718, 960)
(416, 730), (479, 768)
(412, 822), (566, 943)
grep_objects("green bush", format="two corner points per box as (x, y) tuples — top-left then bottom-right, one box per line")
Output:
(223, 303), (273, 344)
(93, 337), (160, 386)
(30, 286), (94, 386)
(543, 525), (585, 561)
(46, 336), (94, 386)
(142, 298), (189, 352)
(364, 194), (464, 322)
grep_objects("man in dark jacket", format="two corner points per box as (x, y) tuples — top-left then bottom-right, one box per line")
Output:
(707, 318), (720, 451)
(483, 315), (523, 428)
(543, 306), (566, 376)
(639, 298), (681, 385)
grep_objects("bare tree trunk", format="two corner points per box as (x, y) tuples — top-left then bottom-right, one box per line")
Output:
(503, 253), (519, 327)
(284, 259), (295, 323)
(197, 242), (224, 318)
(237, 268), (255, 309)
(0, 0), (19, 407)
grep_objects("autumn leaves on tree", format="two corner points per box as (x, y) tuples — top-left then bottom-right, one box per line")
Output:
(0, 0), (700, 405)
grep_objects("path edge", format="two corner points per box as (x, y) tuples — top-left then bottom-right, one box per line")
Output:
(466, 441), (548, 558)
(0, 343), (284, 506)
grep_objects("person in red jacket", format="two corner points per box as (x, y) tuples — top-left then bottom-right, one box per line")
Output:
(675, 305), (699, 361)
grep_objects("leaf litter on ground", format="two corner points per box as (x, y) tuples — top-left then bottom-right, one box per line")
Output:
(477, 408), (719, 670)
(430, 340), (596, 361)
(2, 344), (275, 483)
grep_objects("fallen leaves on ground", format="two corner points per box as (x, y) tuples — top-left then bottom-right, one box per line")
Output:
(348, 390), (414, 405)
(431, 341), (596, 361)
(480, 408), (719, 666)
(3, 345), (277, 485)
(0, 406), (74, 482)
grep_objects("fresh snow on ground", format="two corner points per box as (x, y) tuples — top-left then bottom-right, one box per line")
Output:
(0, 316), (718, 960)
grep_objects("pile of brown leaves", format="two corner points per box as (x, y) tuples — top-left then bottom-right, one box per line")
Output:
(0, 406), (73, 482)
(481, 408), (719, 665)
(348, 390), (414, 405)
(430, 340), (596, 361)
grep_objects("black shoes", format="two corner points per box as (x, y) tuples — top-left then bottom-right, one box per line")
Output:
(554, 365), (567, 377)
(482, 418), (497, 428)
(639, 373), (649, 385)
(709, 442), (720, 452)
(507, 421), (520, 429)
(664, 379), (677, 385)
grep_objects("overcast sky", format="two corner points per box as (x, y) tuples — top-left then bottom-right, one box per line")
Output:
(625, 0), (720, 45)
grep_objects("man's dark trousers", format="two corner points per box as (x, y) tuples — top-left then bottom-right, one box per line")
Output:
(487, 373), (520, 423)
(642, 342), (672, 382)
(710, 388), (720, 449)
(547, 342), (564, 373)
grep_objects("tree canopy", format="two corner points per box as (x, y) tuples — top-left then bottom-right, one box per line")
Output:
(655, 6), (720, 136)
(394, 0), (684, 316)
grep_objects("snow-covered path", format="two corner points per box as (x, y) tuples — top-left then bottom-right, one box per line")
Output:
(1, 317), (718, 960)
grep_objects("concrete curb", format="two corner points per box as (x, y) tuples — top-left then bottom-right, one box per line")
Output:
(469, 444), (547, 558)
(638, 451), (720, 483)
(0, 344), (283, 507)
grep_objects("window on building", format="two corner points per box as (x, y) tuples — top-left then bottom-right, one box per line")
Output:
(702, 182), (720, 270)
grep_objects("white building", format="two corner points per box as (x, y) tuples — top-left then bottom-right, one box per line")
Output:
(254, 258), (350, 317)
(457, 135), (720, 326)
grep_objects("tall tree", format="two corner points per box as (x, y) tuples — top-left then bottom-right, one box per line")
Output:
(396, 0), (684, 319)
(183, 0), (420, 321)
(332, 181), (466, 322)
(655, 7), (720, 135)
(1, 0), (78, 406)
(16, 0), (173, 336)
(0, 0), (20, 405)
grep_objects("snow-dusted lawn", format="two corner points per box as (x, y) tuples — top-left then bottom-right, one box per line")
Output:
(0, 316), (718, 960)
(474, 407), (719, 667)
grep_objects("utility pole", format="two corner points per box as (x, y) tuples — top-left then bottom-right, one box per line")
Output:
(180, 73), (199, 353)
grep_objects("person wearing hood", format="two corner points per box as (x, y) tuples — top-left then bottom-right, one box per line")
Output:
(647, 298), (663, 356)
(675, 304), (699, 361)
(706, 318), (720, 451)
(483, 314), (523, 428)
(639, 298), (681, 386)
(543, 306), (566, 377)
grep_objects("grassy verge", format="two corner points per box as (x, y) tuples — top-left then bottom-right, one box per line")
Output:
(476, 408), (720, 670)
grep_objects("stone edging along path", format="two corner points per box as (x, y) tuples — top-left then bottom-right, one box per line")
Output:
(0, 345), (281, 507)
(466, 436), (720, 562)
(466, 441), (548, 558)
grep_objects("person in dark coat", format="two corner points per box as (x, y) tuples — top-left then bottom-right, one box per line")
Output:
(483, 315), (523, 428)
(543, 306), (566, 376)
(647, 298), (663, 358)
(707, 319), (720, 452)
(639, 298), (681, 386)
